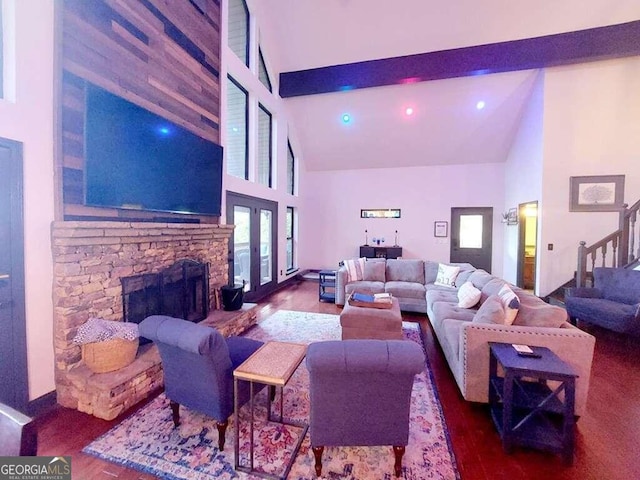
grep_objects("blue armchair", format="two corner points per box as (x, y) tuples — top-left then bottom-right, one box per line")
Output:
(566, 267), (640, 335)
(306, 339), (425, 477)
(139, 315), (265, 450)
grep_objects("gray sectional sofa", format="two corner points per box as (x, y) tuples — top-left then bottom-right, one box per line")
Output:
(336, 258), (596, 416)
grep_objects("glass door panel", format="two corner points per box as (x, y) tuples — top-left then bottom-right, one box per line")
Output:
(233, 206), (251, 292)
(459, 215), (483, 248)
(260, 209), (272, 285)
(227, 192), (278, 302)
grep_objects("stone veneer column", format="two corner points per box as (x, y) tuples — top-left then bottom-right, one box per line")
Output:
(51, 221), (233, 419)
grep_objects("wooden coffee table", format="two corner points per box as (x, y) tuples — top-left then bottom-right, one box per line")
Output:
(233, 341), (308, 479)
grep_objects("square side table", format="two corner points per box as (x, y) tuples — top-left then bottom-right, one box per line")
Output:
(488, 342), (578, 464)
(318, 270), (336, 302)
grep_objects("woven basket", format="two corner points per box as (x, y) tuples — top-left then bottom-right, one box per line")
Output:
(82, 338), (139, 374)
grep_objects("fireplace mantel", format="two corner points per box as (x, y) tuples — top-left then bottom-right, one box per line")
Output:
(51, 221), (233, 419)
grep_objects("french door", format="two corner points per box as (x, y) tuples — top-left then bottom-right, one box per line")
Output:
(450, 207), (493, 273)
(226, 192), (278, 302)
(0, 137), (28, 411)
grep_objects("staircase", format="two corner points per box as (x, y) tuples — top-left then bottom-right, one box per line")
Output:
(544, 199), (640, 305)
(576, 199), (640, 287)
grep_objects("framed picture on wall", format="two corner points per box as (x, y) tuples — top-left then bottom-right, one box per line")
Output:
(569, 175), (625, 212)
(434, 221), (448, 238)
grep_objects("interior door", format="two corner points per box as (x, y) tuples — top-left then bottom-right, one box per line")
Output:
(226, 192), (277, 302)
(450, 207), (493, 272)
(0, 137), (28, 411)
(517, 202), (538, 291)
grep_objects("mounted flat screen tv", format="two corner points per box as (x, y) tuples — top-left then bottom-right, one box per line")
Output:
(84, 83), (223, 216)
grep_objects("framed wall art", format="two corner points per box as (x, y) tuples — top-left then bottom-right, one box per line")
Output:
(569, 175), (625, 212)
(434, 221), (448, 238)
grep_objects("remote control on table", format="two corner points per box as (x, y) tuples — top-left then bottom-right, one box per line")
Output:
(512, 344), (542, 358)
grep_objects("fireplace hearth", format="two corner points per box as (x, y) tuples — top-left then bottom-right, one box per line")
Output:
(52, 221), (234, 420)
(122, 260), (209, 341)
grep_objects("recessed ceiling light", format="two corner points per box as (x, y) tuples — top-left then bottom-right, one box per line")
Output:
(476, 101), (486, 110)
(342, 113), (351, 123)
(405, 107), (414, 116)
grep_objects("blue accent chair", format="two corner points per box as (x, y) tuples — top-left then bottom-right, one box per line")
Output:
(306, 339), (425, 477)
(566, 267), (640, 335)
(139, 315), (265, 450)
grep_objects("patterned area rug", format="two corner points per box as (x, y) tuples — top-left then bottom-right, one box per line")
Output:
(83, 310), (459, 479)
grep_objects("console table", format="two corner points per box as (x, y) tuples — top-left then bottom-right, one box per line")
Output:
(488, 342), (577, 464)
(359, 245), (402, 259)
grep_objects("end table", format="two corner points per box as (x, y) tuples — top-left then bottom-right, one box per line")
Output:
(318, 270), (336, 302)
(488, 342), (578, 464)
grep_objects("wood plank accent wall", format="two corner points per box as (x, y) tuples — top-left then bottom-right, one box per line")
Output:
(60, 0), (222, 221)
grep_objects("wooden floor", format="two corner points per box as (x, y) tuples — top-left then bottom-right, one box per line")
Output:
(35, 280), (640, 479)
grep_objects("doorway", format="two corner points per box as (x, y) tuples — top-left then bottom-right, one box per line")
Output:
(450, 207), (493, 272)
(0, 137), (28, 411)
(226, 192), (278, 302)
(517, 201), (538, 292)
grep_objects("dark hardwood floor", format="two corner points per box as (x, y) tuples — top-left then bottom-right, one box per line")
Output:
(35, 280), (640, 479)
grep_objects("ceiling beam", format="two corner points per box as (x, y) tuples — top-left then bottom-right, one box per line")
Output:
(279, 20), (640, 98)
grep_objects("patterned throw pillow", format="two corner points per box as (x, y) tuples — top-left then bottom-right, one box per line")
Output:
(457, 281), (481, 308)
(434, 263), (460, 288)
(73, 317), (139, 344)
(343, 258), (366, 282)
(497, 284), (520, 325)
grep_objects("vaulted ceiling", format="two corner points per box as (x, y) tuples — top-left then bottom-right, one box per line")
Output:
(249, 0), (640, 171)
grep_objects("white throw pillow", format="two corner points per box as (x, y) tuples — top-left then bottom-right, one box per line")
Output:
(457, 281), (481, 308)
(434, 263), (460, 288)
(497, 284), (520, 325)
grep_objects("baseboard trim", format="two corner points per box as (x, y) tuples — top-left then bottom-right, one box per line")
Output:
(28, 390), (57, 418)
(275, 274), (303, 291)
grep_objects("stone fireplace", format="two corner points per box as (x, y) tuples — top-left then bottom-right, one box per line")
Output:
(51, 221), (233, 420)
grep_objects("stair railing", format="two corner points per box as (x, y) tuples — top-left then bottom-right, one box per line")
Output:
(576, 200), (640, 287)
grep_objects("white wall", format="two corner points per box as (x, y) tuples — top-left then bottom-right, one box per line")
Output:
(220, 0), (304, 283)
(0, 0), (55, 400)
(300, 163), (506, 274)
(538, 57), (640, 295)
(502, 72), (545, 287)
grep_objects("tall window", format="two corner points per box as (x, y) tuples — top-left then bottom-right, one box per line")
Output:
(257, 104), (272, 187)
(226, 76), (248, 179)
(286, 207), (295, 272)
(287, 140), (295, 195)
(258, 47), (272, 92)
(227, 0), (249, 66)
